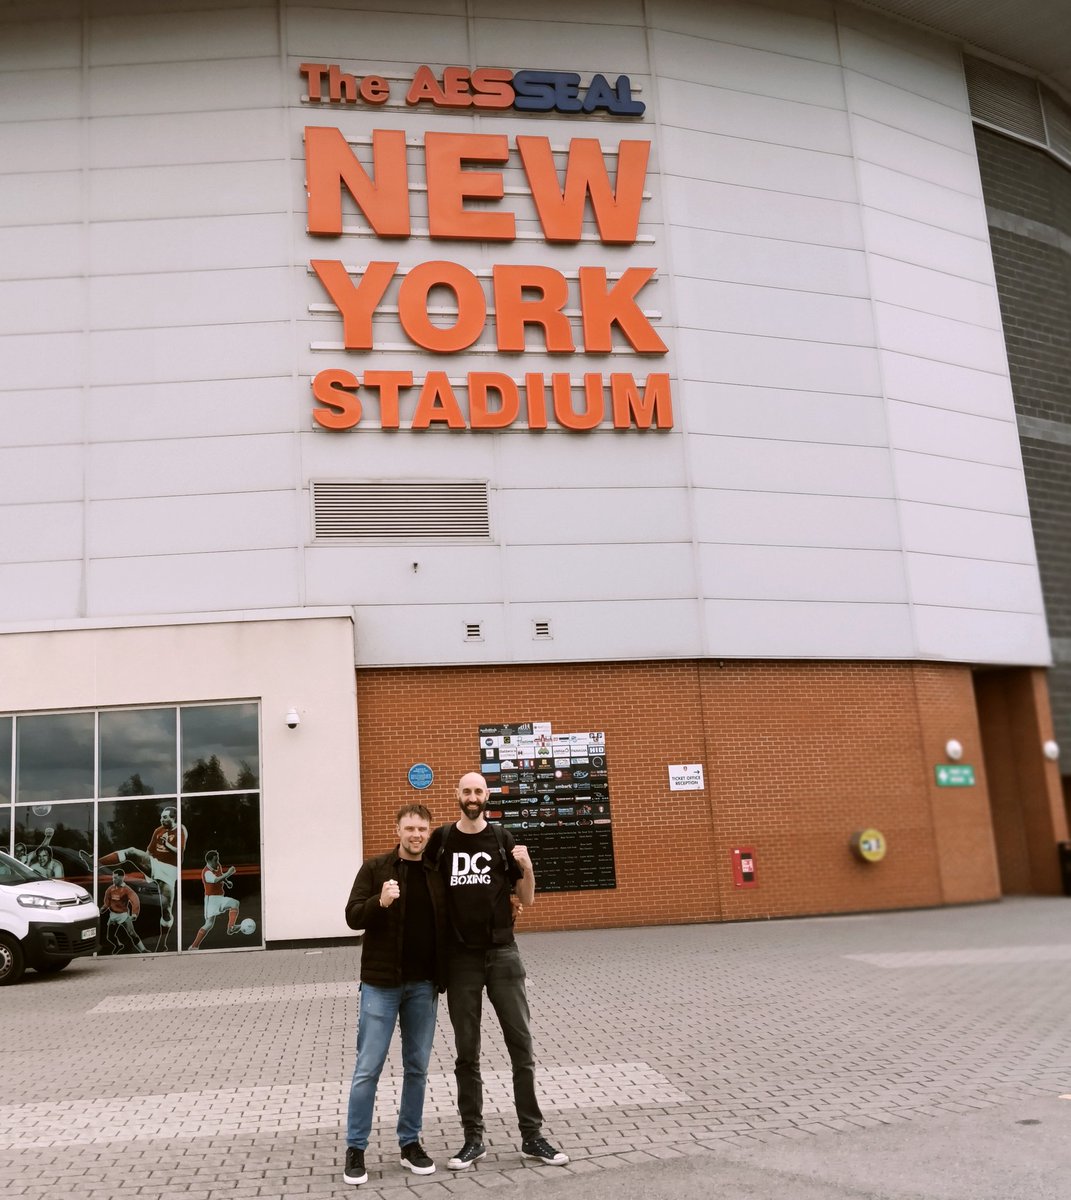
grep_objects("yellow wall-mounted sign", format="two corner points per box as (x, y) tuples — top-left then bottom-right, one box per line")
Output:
(851, 828), (887, 863)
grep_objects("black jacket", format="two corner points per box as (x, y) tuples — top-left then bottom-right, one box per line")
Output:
(344, 847), (450, 990)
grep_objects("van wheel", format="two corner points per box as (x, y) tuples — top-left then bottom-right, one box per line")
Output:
(0, 934), (25, 986)
(35, 958), (72, 974)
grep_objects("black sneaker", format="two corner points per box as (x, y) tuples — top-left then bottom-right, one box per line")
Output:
(343, 1147), (367, 1186)
(446, 1139), (487, 1170)
(521, 1135), (569, 1165)
(399, 1142), (435, 1175)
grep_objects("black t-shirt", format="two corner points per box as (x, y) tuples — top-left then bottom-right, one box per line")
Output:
(399, 859), (436, 982)
(440, 823), (521, 950)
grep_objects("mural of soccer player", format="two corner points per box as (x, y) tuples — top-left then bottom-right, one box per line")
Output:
(82, 805), (187, 951)
(101, 869), (148, 953)
(188, 850), (247, 948)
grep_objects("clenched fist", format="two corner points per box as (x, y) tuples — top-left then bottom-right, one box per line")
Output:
(380, 878), (400, 907)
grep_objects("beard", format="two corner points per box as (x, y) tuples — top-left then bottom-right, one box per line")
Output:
(460, 799), (486, 820)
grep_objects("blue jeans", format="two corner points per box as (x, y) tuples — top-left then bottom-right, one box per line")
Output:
(346, 981), (439, 1150)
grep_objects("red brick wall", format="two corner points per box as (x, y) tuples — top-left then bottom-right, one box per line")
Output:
(355, 660), (1001, 930)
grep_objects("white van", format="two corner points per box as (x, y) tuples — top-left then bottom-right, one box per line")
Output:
(0, 849), (100, 985)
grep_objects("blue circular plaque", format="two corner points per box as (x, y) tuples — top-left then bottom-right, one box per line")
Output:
(407, 762), (433, 790)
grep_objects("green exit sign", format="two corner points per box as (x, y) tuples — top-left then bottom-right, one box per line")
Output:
(935, 764), (976, 787)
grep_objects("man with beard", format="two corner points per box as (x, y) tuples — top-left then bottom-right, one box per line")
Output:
(427, 771), (568, 1172)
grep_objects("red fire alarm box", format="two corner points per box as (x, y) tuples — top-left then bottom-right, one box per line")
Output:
(731, 847), (757, 888)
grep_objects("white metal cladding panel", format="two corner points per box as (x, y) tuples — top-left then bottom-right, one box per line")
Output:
(683, 382), (887, 444)
(0, 332), (83, 391)
(0, 445), (85, 506)
(2, 279), (83, 336)
(286, 5), (470, 61)
(686, 436), (895, 498)
(0, 68), (80, 120)
(659, 126), (858, 201)
(88, 59), (283, 117)
(886, 402), (1023, 468)
(0, 224), (83, 281)
(90, 215), (291, 275)
(658, 77), (852, 155)
(835, 7), (970, 108)
(904, 554), (1046, 614)
(662, 175), (863, 245)
(0, 118), (80, 175)
(351, 598), (702, 666)
(850, 117), (984, 194)
(300, 430), (498, 484)
(670, 227), (868, 295)
(701, 544), (908, 604)
(306, 545), (505, 607)
(89, 160), (290, 222)
(89, 268), (291, 331)
(86, 549), (302, 617)
(0, 16), (81, 71)
(913, 608), (1052, 665)
(704, 598), (915, 659)
(2, 171), (82, 227)
(866, 256), (1003, 327)
(650, 26), (845, 107)
(493, 433), (686, 489)
(892, 452), (1031, 515)
(87, 7), (279, 65)
(843, 70), (977, 152)
(503, 598), (701, 662)
(89, 379), (298, 442)
(88, 324), (293, 387)
(89, 109), (282, 169)
(353, 603), (510, 665)
(861, 211), (997, 281)
(87, 492), (302, 559)
(0, 503), (83, 564)
(0, 562), (83, 622)
(692, 490), (902, 551)
(87, 435), (298, 502)
(675, 278), (875, 344)
(881, 353), (1016, 420)
(856, 162), (988, 237)
(503, 543), (697, 603)
(898, 503), (1039, 563)
(648, 0), (841, 63)
(495, 488), (694, 546)
(471, 17), (650, 70)
(871, 303), (1010, 375)
(0, 390), (83, 448)
(675, 330), (882, 394)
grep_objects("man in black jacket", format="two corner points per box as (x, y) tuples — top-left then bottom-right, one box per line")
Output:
(341, 804), (449, 1187)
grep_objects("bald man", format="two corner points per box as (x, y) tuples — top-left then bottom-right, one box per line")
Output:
(426, 771), (568, 1171)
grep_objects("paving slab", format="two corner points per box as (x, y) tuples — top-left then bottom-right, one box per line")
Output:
(3, 898), (1070, 1199)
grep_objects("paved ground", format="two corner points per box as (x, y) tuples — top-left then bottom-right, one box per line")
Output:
(3, 898), (1071, 1199)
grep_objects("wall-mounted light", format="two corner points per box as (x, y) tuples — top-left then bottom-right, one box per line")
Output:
(945, 739), (963, 761)
(1043, 740), (1060, 761)
(286, 708), (301, 729)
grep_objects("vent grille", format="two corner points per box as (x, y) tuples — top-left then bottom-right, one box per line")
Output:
(1042, 86), (1071, 164)
(964, 56), (1046, 143)
(312, 481), (491, 541)
(533, 619), (553, 640)
(464, 622), (484, 642)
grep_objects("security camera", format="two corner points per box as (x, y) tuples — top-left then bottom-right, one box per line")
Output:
(286, 708), (300, 729)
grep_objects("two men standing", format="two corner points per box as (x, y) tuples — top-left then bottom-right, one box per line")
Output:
(341, 775), (567, 1187)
